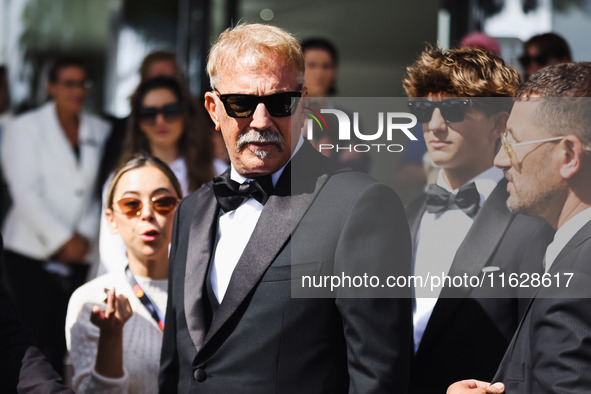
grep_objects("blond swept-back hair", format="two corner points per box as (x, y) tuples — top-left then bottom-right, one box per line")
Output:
(403, 46), (521, 98)
(207, 23), (304, 89)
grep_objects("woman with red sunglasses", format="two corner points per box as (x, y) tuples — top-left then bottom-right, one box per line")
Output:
(66, 154), (181, 393)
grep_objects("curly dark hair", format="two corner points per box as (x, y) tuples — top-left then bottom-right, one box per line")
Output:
(403, 46), (521, 98)
(121, 76), (214, 193)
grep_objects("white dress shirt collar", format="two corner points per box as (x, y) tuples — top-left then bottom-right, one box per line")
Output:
(544, 207), (591, 272)
(229, 135), (304, 187)
(436, 166), (504, 207)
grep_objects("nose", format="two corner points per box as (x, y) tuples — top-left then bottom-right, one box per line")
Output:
(154, 113), (167, 126)
(250, 102), (274, 130)
(494, 146), (511, 170)
(139, 201), (156, 221)
(426, 108), (447, 134)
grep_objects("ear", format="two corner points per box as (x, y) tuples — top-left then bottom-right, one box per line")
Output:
(104, 209), (120, 234)
(559, 135), (584, 180)
(204, 91), (221, 131)
(489, 111), (509, 141)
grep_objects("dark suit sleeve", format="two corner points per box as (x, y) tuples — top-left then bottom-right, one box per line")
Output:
(334, 183), (412, 394)
(515, 221), (555, 315)
(158, 204), (182, 394)
(0, 238), (73, 393)
(527, 271), (591, 394)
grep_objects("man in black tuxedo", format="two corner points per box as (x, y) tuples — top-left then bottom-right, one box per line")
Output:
(449, 62), (591, 394)
(402, 47), (554, 394)
(158, 23), (412, 393)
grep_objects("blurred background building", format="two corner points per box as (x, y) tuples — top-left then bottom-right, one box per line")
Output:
(0, 0), (590, 204)
(1, 0), (590, 114)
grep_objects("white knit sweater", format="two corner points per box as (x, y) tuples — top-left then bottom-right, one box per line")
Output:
(65, 269), (168, 393)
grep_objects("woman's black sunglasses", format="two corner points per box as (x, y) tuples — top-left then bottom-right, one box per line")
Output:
(215, 89), (302, 118)
(518, 54), (548, 68)
(407, 99), (471, 123)
(138, 103), (183, 125)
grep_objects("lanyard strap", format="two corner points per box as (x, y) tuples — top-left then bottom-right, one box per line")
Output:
(125, 265), (165, 330)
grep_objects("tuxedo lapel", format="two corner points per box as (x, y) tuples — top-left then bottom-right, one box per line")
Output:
(416, 179), (515, 356)
(201, 143), (334, 349)
(184, 185), (219, 352)
(548, 220), (591, 274)
(406, 195), (427, 249)
(446, 179), (514, 287)
(495, 220), (591, 381)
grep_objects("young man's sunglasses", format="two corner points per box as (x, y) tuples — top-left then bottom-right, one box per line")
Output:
(518, 54), (549, 68)
(407, 98), (471, 123)
(138, 103), (183, 125)
(215, 89), (301, 118)
(114, 196), (180, 216)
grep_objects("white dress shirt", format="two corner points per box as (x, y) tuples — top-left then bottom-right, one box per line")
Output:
(544, 207), (591, 272)
(210, 136), (304, 303)
(413, 167), (504, 352)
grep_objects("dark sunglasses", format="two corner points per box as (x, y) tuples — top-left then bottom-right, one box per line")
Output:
(138, 103), (183, 124)
(518, 54), (548, 68)
(407, 99), (471, 123)
(58, 79), (92, 89)
(114, 196), (179, 216)
(215, 89), (301, 118)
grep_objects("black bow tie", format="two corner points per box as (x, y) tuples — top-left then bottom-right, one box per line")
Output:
(425, 182), (480, 217)
(213, 172), (274, 212)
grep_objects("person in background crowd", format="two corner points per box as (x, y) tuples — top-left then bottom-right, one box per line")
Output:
(1, 56), (110, 376)
(460, 32), (501, 56)
(519, 32), (572, 80)
(302, 37), (370, 172)
(449, 62), (591, 394)
(301, 38), (339, 97)
(67, 154), (180, 393)
(99, 76), (216, 274)
(139, 51), (181, 82)
(97, 51), (183, 195)
(159, 23), (412, 393)
(403, 46), (554, 394)
(0, 235), (74, 393)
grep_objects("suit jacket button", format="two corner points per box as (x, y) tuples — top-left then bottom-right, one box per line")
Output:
(193, 368), (206, 382)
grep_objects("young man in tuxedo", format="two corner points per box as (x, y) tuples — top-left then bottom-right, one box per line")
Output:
(402, 47), (554, 394)
(450, 62), (591, 394)
(158, 23), (413, 393)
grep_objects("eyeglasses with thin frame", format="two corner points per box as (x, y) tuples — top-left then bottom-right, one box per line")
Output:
(113, 195), (180, 216)
(501, 130), (565, 168)
(138, 103), (183, 125)
(407, 98), (471, 123)
(214, 89), (302, 118)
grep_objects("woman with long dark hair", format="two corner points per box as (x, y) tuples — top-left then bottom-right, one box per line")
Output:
(99, 76), (220, 273)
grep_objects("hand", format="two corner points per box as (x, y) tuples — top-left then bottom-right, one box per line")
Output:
(56, 232), (90, 263)
(90, 288), (132, 334)
(447, 380), (505, 394)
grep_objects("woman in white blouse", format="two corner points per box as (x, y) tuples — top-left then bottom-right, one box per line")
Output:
(1, 57), (110, 375)
(66, 154), (181, 393)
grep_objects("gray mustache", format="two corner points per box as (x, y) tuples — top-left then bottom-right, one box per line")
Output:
(236, 129), (285, 152)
